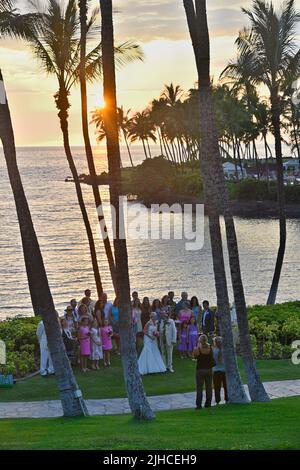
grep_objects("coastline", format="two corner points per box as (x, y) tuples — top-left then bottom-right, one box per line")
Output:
(65, 175), (300, 218)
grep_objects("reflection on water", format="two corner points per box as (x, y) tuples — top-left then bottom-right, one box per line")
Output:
(0, 147), (299, 319)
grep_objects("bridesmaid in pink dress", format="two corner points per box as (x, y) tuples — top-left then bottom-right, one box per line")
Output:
(78, 317), (91, 372)
(101, 319), (113, 367)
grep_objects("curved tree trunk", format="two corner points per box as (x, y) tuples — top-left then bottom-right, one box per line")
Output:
(141, 139), (148, 159)
(55, 90), (103, 298)
(79, 0), (117, 293)
(0, 71), (88, 417)
(123, 130), (134, 167)
(267, 92), (287, 305)
(184, 0), (249, 404)
(100, 0), (154, 420)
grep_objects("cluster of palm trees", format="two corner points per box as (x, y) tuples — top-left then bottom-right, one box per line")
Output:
(93, 80), (298, 172)
(0, 0), (299, 420)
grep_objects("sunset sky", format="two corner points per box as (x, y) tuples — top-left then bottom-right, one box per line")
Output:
(0, 0), (299, 146)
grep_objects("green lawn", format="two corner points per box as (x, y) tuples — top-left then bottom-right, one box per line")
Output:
(0, 354), (299, 402)
(1, 397), (300, 450)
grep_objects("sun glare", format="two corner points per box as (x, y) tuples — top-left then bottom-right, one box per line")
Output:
(96, 96), (106, 109)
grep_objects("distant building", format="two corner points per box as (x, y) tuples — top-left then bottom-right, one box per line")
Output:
(283, 159), (300, 174)
(223, 162), (246, 180)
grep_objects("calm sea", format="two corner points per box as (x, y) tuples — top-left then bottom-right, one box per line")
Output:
(0, 146), (299, 319)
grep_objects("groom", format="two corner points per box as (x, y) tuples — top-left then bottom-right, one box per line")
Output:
(158, 310), (177, 373)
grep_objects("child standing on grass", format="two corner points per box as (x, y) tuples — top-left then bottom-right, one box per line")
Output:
(101, 319), (113, 367)
(78, 316), (91, 372)
(188, 315), (199, 358)
(178, 320), (189, 358)
(90, 319), (103, 370)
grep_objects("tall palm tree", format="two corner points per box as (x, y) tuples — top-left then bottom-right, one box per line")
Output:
(0, 69), (88, 417)
(118, 106), (135, 167)
(183, 0), (249, 404)
(223, 0), (300, 304)
(184, 0), (269, 402)
(78, 0), (117, 292)
(127, 110), (157, 159)
(78, 0), (143, 290)
(92, 105), (134, 166)
(99, 0), (154, 420)
(23, 0), (142, 296)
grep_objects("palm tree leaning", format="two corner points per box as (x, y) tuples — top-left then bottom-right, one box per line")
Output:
(99, 0), (154, 420)
(78, 0), (142, 291)
(183, 0), (249, 404)
(224, 0), (300, 304)
(0, 68), (88, 417)
(185, 0), (269, 402)
(78, 0), (117, 292)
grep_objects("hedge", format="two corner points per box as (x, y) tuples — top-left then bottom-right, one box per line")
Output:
(0, 301), (299, 377)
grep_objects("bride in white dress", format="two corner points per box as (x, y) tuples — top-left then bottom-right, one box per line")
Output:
(138, 313), (167, 375)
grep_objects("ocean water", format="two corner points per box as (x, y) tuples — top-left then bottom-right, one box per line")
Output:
(0, 146), (299, 319)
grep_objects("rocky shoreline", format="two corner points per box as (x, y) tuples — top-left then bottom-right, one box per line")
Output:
(65, 174), (300, 218)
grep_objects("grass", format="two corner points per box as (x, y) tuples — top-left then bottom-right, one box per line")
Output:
(0, 397), (300, 450)
(0, 354), (299, 403)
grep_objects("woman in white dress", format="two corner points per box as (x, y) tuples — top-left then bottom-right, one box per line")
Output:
(138, 313), (167, 375)
(90, 319), (103, 369)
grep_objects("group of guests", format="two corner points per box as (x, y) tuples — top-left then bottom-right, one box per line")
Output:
(36, 289), (228, 407)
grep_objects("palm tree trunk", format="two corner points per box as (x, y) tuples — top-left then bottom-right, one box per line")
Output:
(0, 71), (88, 417)
(192, 0), (268, 403)
(79, 0), (117, 293)
(263, 135), (270, 183)
(253, 139), (260, 180)
(292, 118), (300, 164)
(100, 0), (154, 420)
(184, 0), (249, 404)
(123, 130), (134, 167)
(236, 138), (244, 179)
(141, 139), (148, 159)
(267, 92), (287, 305)
(55, 86), (103, 298)
(146, 139), (152, 158)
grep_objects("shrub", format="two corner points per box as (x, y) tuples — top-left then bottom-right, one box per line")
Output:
(0, 316), (39, 378)
(247, 302), (300, 359)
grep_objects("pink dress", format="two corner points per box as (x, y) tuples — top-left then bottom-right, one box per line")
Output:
(101, 325), (113, 351)
(179, 309), (192, 323)
(79, 325), (91, 356)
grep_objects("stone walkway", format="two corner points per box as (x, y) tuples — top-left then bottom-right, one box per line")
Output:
(0, 379), (300, 419)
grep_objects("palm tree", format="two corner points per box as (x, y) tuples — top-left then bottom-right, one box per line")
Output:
(127, 110), (157, 159)
(92, 105), (134, 166)
(184, 0), (269, 402)
(118, 106), (135, 167)
(0, 69), (88, 417)
(99, 0), (154, 420)
(161, 83), (184, 107)
(224, 0), (300, 304)
(23, 0), (142, 296)
(183, 0), (249, 404)
(78, 0), (117, 292)
(78, 0), (143, 290)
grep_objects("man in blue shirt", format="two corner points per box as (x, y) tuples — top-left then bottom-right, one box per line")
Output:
(176, 292), (190, 316)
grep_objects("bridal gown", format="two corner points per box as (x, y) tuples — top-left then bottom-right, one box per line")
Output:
(138, 323), (167, 375)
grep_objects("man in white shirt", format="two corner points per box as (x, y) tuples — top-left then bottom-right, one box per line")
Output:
(158, 311), (177, 373)
(101, 292), (113, 320)
(36, 320), (54, 377)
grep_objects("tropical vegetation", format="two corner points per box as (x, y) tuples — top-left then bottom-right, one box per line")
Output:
(2, 301), (299, 379)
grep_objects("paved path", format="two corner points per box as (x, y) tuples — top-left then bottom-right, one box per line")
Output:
(0, 379), (300, 419)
